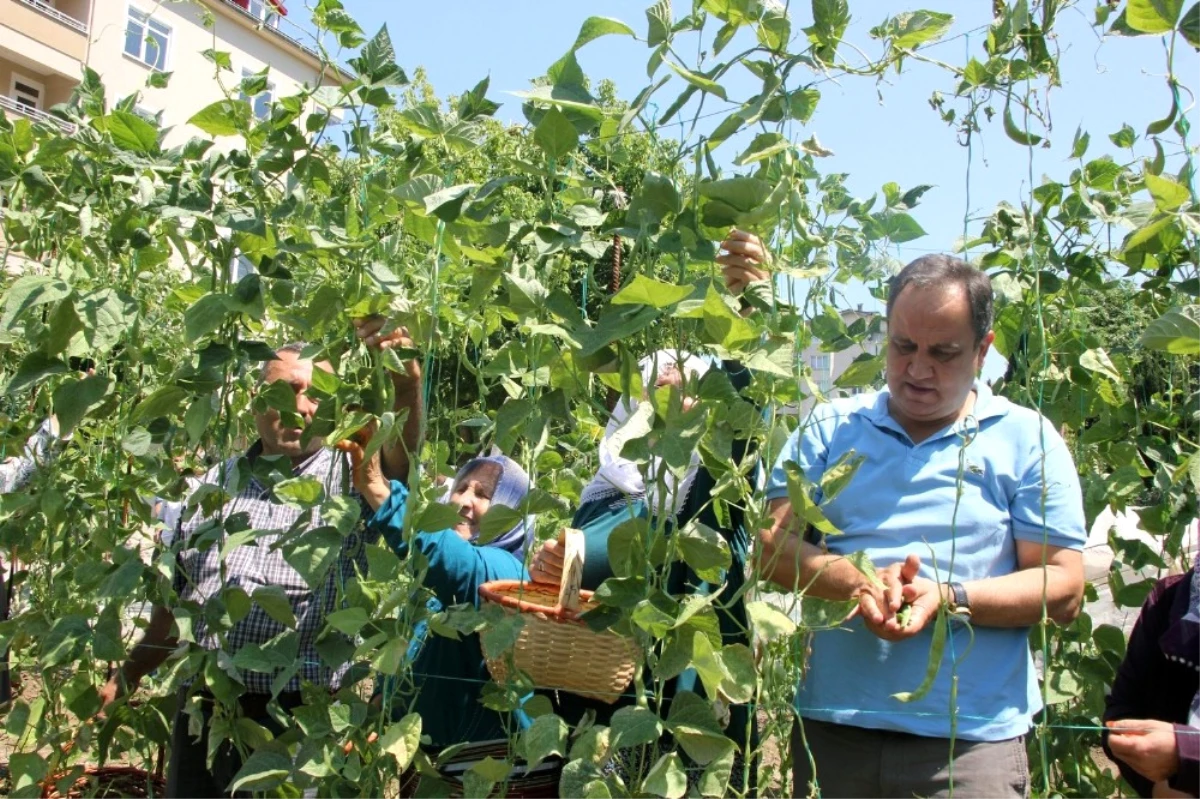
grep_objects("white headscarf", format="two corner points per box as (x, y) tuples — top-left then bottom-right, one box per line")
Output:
(581, 350), (712, 518)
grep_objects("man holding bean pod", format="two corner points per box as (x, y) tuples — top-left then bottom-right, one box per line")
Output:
(757, 255), (1087, 798)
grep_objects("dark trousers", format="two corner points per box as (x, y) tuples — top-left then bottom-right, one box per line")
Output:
(166, 689), (302, 799)
(791, 717), (1029, 798)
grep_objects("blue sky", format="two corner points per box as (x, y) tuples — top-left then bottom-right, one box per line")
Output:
(283, 2), (1197, 377)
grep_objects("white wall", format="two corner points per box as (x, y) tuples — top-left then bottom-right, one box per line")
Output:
(87, 0), (344, 147)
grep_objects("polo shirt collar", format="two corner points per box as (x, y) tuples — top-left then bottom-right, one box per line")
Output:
(857, 381), (1010, 443)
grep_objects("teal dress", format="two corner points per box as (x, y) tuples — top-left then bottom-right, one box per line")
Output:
(369, 480), (530, 746)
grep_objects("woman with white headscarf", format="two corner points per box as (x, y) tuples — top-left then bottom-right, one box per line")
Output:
(1104, 566), (1200, 797)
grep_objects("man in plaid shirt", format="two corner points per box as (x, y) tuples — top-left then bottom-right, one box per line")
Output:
(100, 316), (421, 797)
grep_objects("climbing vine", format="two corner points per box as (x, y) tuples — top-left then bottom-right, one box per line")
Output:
(0, 0), (1196, 796)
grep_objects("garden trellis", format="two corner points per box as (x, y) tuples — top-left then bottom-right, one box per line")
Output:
(0, 0), (1197, 797)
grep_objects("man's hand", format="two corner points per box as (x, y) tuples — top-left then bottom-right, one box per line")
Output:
(852, 554), (919, 622)
(530, 538), (564, 585)
(352, 316), (423, 480)
(353, 317), (421, 382)
(852, 555), (946, 641)
(716, 229), (770, 296)
(335, 423), (391, 511)
(1107, 719), (1181, 783)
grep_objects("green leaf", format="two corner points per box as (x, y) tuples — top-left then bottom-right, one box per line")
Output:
(189, 99), (251, 136)
(1093, 623), (1127, 656)
(807, 0), (851, 61)
(872, 10), (954, 49)
(122, 427), (153, 456)
(664, 61), (728, 100)
(892, 610), (947, 702)
(572, 16), (637, 49)
(423, 184), (476, 222)
(664, 691), (733, 765)
(745, 600), (796, 637)
(132, 385), (188, 423)
(9, 752), (47, 798)
(610, 274), (695, 308)
(1180, 1), (1199, 46)
(380, 713), (422, 771)
(676, 521), (732, 580)
(864, 211), (926, 243)
(1070, 127), (1090, 159)
(646, 0), (673, 46)
(229, 751), (292, 793)
(101, 110), (159, 154)
(52, 374), (112, 437)
(818, 450), (865, 504)
(533, 106), (580, 160)
(253, 585), (297, 629)
(734, 132), (789, 165)
(282, 528), (341, 588)
(414, 501), (464, 533)
(610, 705), (663, 749)
(274, 477), (326, 508)
(1126, 0), (1183, 33)
(800, 595), (857, 628)
(697, 746), (735, 797)
(719, 642), (756, 703)
(1079, 348), (1124, 384)
(184, 294), (231, 344)
(353, 24), (407, 86)
(834, 353), (884, 388)
(643, 752), (687, 799)
(6, 351), (68, 394)
(320, 495), (362, 537)
(520, 713), (569, 768)
(326, 607), (369, 636)
(1140, 305), (1200, 354)
(1144, 173), (1190, 211)
(202, 48), (233, 70)
(44, 297), (83, 356)
(2, 275), (71, 330)
(477, 505), (524, 543)
(1109, 123), (1138, 148)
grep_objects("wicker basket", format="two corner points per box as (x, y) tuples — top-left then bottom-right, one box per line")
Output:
(479, 530), (639, 704)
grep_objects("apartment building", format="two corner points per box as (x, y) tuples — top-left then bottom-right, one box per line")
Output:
(795, 306), (887, 416)
(1, 0), (348, 143)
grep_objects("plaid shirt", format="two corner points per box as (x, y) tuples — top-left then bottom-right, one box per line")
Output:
(173, 443), (369, 695)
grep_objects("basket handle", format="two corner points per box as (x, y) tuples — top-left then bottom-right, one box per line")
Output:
(556, 528), (585, 613)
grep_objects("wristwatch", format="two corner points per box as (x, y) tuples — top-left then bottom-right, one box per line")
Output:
(945, 581), (971, 618)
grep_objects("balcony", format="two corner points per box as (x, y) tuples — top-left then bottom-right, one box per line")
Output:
(15, 0), (89, 34)
(0, 94), (73, 133)
(0, 0), (89, 69)
(205, 0), (322, 62)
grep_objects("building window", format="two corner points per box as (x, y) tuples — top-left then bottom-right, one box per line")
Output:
(239, 69), (275, 121)
(10, 75), (43, 112)
(230, 253), (256, 282)
(810, 354), (832, 392)
(133, 104), (160, 125)
(247, 0), (281, 27)
(124, 7), (170, 70)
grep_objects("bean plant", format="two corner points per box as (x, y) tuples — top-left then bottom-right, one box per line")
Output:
(0, 0), (1196, 796)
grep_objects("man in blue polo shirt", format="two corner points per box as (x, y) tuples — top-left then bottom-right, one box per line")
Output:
(758, 254), (1086, 797)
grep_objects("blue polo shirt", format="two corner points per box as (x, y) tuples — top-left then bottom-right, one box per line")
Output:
(765, 383), (1085, 741)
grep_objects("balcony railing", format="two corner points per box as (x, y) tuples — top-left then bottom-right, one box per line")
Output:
(16, 0), (89, 34)
(215, 0), (320, 60)
(0, 95), (75, 133)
